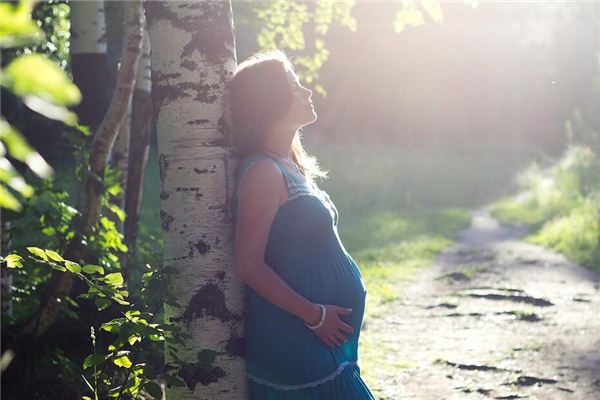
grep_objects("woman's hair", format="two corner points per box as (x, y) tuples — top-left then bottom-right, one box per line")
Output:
(224, 48), (328, 184)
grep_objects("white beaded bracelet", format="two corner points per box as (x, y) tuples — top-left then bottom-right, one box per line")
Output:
(305, 304), (326, 330)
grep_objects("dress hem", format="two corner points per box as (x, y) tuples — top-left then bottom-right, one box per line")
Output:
(247, 360), (359, 391)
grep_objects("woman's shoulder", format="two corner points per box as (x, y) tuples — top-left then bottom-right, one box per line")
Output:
(236, 153), (282, 179)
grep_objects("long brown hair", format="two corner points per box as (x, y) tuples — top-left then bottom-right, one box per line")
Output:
(224, 49), (328, 184)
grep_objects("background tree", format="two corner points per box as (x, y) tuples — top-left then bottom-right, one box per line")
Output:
(69, 0), (109, 129)
(124, 21), (152, 271)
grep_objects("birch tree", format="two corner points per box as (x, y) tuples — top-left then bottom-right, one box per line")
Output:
(144, 1), (246, 398)
(70, 0), (108, 128)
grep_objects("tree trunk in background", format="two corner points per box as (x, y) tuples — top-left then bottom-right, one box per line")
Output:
(124, 20), (152, 267)
(70, 0), (109, 129)
(1, 219), (12, 318)
(14, 0), (144, 344)
(145, 1), (246, 398)
(109, 99), (132, 234)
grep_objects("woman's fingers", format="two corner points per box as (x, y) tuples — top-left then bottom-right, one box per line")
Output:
(338, 321), (354, 334)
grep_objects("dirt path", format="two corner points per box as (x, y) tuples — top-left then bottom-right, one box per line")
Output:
(366, 207), (600, 400)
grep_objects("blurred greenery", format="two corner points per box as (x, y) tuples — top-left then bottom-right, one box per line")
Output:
(491, 144), (600, 271)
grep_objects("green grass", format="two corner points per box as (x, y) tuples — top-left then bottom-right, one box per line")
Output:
(490, 145), (600, 271)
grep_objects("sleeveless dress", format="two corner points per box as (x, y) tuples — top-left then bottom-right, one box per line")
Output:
(232, 153), (375, 400)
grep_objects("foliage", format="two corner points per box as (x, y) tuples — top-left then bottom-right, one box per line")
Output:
(1, 130), (182, 398)
(243, 0), (478, 97)
(490, 144), (600, 270)
(248, 0), (357, 97)
(1, 239), (188, 399)
(0, 0), (79, 212)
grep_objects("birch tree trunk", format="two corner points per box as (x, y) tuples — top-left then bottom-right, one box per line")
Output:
(15, 0), (144, 343)
(70, 0), (109, 129)
(144, 2), (247, 398)
(124, 21), (152, 263)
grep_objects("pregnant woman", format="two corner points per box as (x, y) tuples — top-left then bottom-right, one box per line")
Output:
(226, 49), (375, 399)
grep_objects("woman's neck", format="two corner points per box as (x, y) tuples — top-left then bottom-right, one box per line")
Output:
(263, 126), (296, 158)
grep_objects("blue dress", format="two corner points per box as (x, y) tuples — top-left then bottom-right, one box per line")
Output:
(232, 153), (375, 400)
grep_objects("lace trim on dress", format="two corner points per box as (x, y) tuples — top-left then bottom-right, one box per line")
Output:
(246, 360), (359, 391)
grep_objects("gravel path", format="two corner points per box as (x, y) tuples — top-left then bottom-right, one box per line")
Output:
(365, 207), (600, 400)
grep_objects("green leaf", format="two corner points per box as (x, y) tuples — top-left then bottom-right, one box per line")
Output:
(3, 254), (23, 268)
(0, 120), (53, 178)
(127, 334), (142, 345)
(100, 319), (123, 333)
(103, 272), (124, 288)
(0, 184), (21, 211)
(110, 293), (130, 306)
(112, 354), (132, 368)
(83, 353), (105, 370)
(0, 0), (44, 48)
(1, 54), (81, 105)
(0, 55), (80, 125)
(83, 264), (104, 275)
(65, 260), (82, 273)
(27, 246), (48, 261)
(45, 250), (64, 262)
(108, 203), (126, 222)
(51, 264), (67, 272)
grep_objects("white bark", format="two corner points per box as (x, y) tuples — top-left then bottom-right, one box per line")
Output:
(70, 0), (107, 54)
(136, 25), (152, 93)
(145, 1), (246, 398)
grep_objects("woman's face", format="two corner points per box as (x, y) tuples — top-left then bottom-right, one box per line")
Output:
(283, 69), (317, 128)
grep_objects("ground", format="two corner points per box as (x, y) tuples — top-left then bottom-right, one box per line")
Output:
(364, 207), (600, 400)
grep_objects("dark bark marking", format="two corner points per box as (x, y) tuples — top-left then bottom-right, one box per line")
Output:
(178, 349), (227, 391)
(202, 138), (228, 147)
(171, 281), (240, 325)
(189, 239), (210, 257)
(515, 375), (558, 386)
(216, 271), (225, 280)
(158, 153), (169, 183)
(187, 119), (210, 126)
(193, 167), (209, 174)
(179, 3), (234, 66)
(160, 210), (174, 232)
(224, 325), (244, 357)
(175, 187), (203, 200)
(181, 58), (197, 71)
(217, 116), (229, 137)
(160, 191), (170, 200)
(153, 75), (219, 106)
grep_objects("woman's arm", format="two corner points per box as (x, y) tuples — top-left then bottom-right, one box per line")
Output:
(233, 160), (322, 325)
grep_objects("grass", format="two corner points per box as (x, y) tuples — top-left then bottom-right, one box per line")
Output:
(489, 145), (600, 271)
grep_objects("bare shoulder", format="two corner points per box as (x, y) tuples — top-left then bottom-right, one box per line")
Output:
(237, 159), (284, 207)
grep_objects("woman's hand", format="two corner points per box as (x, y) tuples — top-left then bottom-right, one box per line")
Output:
(308, 304), (355, 348)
